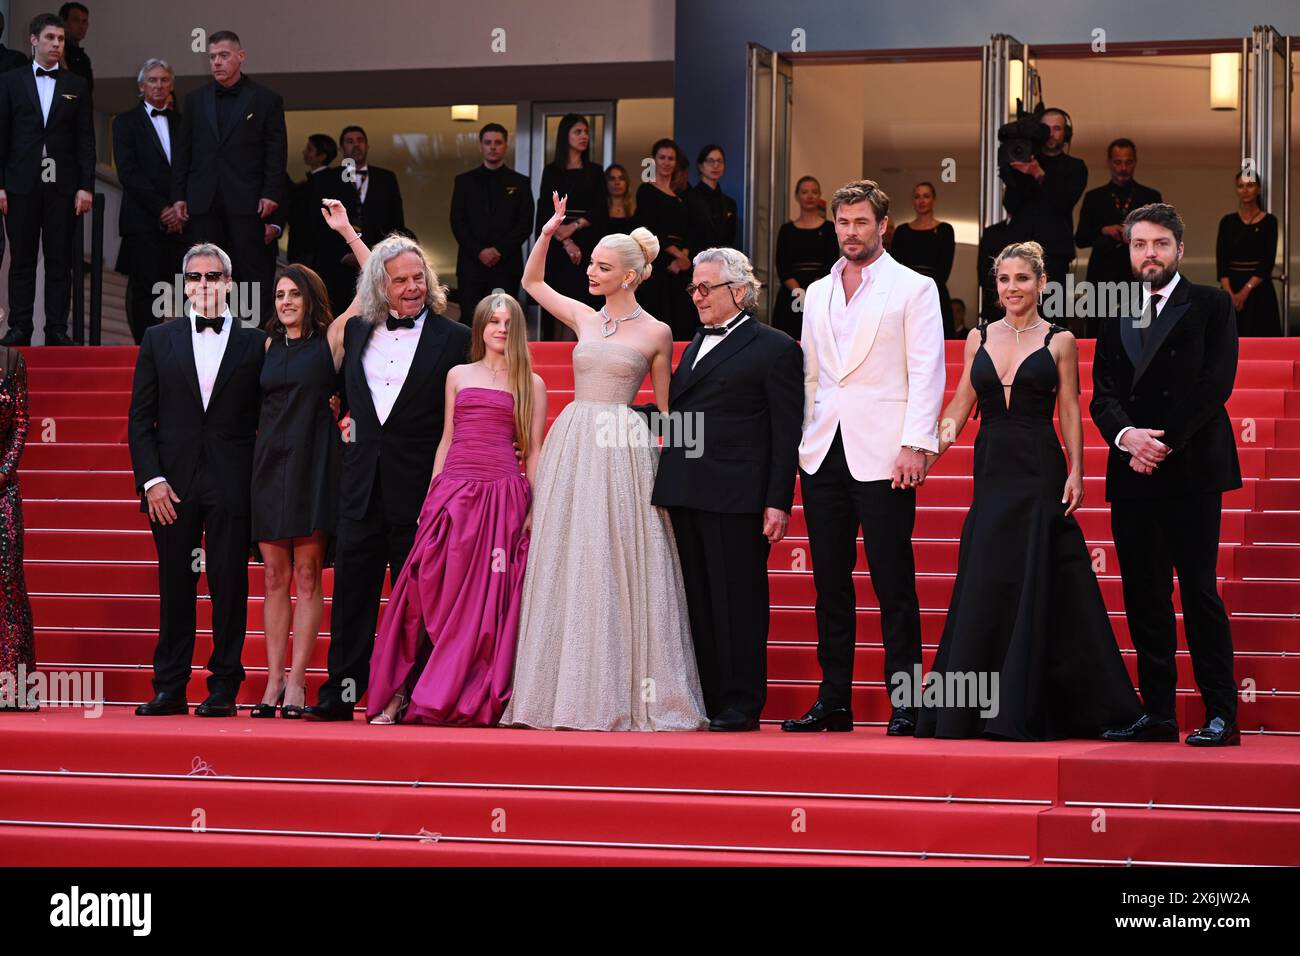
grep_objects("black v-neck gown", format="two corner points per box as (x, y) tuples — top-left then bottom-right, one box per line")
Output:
(915, 324), (1142, 740)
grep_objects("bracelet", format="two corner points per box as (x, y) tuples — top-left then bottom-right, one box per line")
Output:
(348, 232), (363, 244)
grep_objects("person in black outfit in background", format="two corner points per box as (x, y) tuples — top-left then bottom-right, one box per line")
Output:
(891, 181), (956, 336)
(338, 124), (410, 249)
(113, 58), (190, 344)
(0, 15), (30, 74)
(287, 134), (357, 316)
(450, 122), (533, 315)
(1000, 108), (1087, 289)
(1075, 138), (1161, 337)
(57, 3), (90, 93)
(686, 144), (736, 254)
(1216, 171), (1280, 337)
(636, 138), (693, 339)
(171, 30), (287, 329)
(0, 13), (95, 347)
(1092, 203), (1242, 747)
(128, 243), (268, 717)
(772, 175), (837, 339)
(534, 113), (606, 339)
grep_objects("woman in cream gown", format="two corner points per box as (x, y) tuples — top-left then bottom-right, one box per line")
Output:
(501, 193), (707, 731)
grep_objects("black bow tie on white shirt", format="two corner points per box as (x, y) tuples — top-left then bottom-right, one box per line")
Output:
(35, 67), (59, 78)
(698, 313), (746, 337)
(387, 308), (426, 332)
(194, 314), (225, 334)
(150, 107), (172, 117)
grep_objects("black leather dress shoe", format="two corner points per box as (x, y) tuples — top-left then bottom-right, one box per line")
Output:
(194, 696), (237, 718)
(135, 694), (188, 716)
(886, 707), (917, 736)
(44, 327), (74, 346)
(1185, 716), (1241, 747)
(781, 700), (853, 732)
(0, 329), (32, 347)
(1101, 714), (1180, 742)
(708, 709), (760, 732)
(303, 700), (355, 722)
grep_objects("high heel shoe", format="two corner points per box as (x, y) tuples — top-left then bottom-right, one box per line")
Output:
(281, 684), (308, 719)
(250, 687), (285, 719)
(369, 692), (409, 725)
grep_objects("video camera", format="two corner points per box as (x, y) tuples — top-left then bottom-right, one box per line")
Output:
(997, 100), (1050, 168)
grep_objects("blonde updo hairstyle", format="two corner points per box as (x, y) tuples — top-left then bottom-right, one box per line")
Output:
(596, 226), (659, 288)
(991, 240), (1047, 282)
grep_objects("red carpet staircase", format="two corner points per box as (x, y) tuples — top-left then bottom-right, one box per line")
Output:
(1, 338), (1298, 866)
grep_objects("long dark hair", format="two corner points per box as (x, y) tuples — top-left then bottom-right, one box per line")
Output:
(550, 113), (590, 171)
(270, 264), (333, 340)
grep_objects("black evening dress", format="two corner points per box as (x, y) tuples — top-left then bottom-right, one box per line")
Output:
(915, 323), (1142, 740)
(635, 182), (695, 340)
(250, 333), (341, 552)
(891, 222), (956, 338)
(772, 219), (839, 339)
(536, 163), (608, 339)
(0, 348), (34, 707)
(1216, 212), (1280, 337)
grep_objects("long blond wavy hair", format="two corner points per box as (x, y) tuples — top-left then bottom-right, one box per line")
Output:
(469, 293), (535, 459)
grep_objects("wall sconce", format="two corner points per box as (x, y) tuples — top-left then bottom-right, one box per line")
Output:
(451, 105), (480, 122)
(1210, 52), (1240, 110)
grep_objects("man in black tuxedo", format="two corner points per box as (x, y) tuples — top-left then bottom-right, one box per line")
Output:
(128, 242), (267, 717)
(304, 237), (470, 721)
(0, 14), (30, 74)
(171, 30), (286, 329)
(288, 133), (357, 314)
(339, 125), (410, 249)
(0, 13), (94, 347)
(649, 247), (803, 731)
(1075, 138), (1162, 336)
(1091, 203), (1242, 747)
(450, 122), (532, 316)
(113, 58), (189, 344)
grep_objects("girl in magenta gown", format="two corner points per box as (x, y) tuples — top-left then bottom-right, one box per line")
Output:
(367, 293), (547, 725)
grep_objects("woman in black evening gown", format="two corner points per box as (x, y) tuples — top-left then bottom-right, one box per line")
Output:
(534, 114), (608, 340)
(1216, 173), (1280, 337)
(635, 138), (695, 339)
(0, 347), (35, 712)
(915, 240), (1141, 741)
(890, 182), (956, 338)
(773, 175), (838, 339)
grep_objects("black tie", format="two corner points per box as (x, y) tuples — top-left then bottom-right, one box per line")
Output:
(386, 315), (416, 332)
(35, 67), (58, 78)
(1140, 293), (1162, 347)
(195, 314), (225, 334)
(150, 107), (171, 117)
(699, 314), (744, 337)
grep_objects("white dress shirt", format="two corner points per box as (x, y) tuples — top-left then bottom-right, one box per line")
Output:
(692, 312), (748, 368)
(363, 308), (426, 424)
(1115, 271), (1181, 452)
(354, 165), (370, 204)
(827, 254), (886, 360)
(142, 309), (234, 492)
(145, 100), (172, 163)
(33, 60), (56, 125)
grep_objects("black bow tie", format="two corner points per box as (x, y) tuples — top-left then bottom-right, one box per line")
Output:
(194, 314), (225, 334)
(386, 314), (417, 332)
(699, 315), (745, 337)
(214, 83), (240, 97)
(150, 107), (171, 117)
(35, 67), (58, 78)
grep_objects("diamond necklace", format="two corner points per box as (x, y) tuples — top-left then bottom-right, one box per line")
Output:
(600, 305), (643, 338)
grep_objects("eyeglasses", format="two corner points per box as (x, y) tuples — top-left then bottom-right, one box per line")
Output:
(686, 281), (738, 297)
(701, 157), (725, 165)
(183, 271), (227, 282)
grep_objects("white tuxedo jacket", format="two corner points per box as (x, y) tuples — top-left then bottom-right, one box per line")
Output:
(799, 251), (946, 481)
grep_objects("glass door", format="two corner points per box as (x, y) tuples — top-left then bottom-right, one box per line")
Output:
(1245, 26), (1293, 334)
(745, 43), (793, 323)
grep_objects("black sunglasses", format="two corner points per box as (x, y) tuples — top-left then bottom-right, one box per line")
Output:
(183, 271), (227, 282)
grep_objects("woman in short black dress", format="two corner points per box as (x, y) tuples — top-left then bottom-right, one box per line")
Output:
(636, 137), (695, 339)
(891, 181), (956, 337)
(534, 114), (608, 340)
(1216, 173), (1280, 337)
(773, 175), (839, 339)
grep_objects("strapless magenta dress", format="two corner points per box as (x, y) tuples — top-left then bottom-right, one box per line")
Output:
(367, 387), (531, 725)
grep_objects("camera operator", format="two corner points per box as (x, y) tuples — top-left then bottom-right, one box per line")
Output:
(999, 108), (1087, 289)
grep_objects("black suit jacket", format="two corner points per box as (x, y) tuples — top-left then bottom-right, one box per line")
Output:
(128, 317), (268, 516)
(1000, 152), (1088, 260)
(1091, 275), (1242, 501)
(450, 164), (533, 278)
(650, 317), (804, 514)
(172, 76), (287, 216)
(338, 312), (470, 524)
(355, 165), (410, 247)
(0, 44), (29, 74)
(113, 102), (180, 235)
(0, 64), (94, 194)
(288, 166), (358, 270)
(1075, 180), (1162, 283)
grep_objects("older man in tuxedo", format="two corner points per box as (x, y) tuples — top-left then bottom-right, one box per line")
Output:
(783, 179), (945, 735)
(1092, 203), (1242, 746)
(650, 247), (803, 731)
(0, 12), (95, 347)
(113, 58), (188, 344)
(171, 29), (286, 327)
(128, 242), (267, 716)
